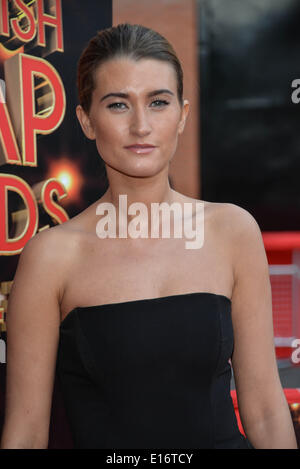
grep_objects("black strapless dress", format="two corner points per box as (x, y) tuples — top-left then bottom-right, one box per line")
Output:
(56, 292), (254, 449)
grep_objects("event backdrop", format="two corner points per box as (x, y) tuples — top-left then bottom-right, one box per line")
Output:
(0, 0), (112, 447)
(199, 0), (300, 231)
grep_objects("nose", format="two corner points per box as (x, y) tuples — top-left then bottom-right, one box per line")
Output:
(129, 106), (152, 137)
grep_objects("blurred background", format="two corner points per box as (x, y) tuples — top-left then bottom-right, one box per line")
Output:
(0, 0), (299, 447)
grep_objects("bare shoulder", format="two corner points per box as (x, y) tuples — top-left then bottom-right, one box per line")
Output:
(205, 201), (260, 234)
(18, 221), (84, 303)
(219, 203), (266, 257)
(214, 203), (268, 286)
(203, 202), (263, 255)
(225, 202), (261, 229)
(24, 202), (92, 251)
(23, 221), (79, 262)
(200, 201), (266, 282)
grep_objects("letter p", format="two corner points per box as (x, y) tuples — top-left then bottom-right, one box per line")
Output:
(4, 53), (66, 166)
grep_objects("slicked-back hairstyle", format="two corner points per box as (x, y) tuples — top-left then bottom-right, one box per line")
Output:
(77, 23), (184, 114)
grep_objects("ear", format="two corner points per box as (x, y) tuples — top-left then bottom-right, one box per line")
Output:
(178, 99), (189, 135)
(76, 105), (96, 140)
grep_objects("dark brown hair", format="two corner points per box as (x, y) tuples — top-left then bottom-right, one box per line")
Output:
(77, 23), (184, 114)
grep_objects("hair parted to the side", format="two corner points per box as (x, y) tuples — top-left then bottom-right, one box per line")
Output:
(76, 23), (184, 115)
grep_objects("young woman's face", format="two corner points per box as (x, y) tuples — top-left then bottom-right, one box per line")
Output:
(76, 57), (189, 179)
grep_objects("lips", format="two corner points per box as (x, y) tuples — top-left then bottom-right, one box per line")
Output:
(124, 144), (157, 154)
(125, 144), (156, 148)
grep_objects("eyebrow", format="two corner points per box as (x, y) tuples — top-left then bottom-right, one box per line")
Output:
(99, 89), (175, 102)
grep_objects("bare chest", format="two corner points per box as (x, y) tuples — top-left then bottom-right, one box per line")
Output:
(60, 225), (234, 321)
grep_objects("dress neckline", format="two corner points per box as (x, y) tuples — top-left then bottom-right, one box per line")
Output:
(60, 291), (231, 327)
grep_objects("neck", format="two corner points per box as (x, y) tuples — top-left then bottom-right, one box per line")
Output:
(104, 168), (176, 211)
(99, 168), (178, 237)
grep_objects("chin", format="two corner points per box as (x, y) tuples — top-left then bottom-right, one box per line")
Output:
(126, 161), (169, 178)
(107, 158), (168, 179)
(121, 168), (164, 179)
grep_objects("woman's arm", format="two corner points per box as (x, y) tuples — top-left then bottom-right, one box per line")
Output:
(227, 204), (298, 449)
(0, 229), (66, 449)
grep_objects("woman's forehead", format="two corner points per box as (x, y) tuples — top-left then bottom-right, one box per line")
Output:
(93, 57), (177, 94)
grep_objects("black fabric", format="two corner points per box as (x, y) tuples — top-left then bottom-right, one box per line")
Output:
(56, 292), (254, 449)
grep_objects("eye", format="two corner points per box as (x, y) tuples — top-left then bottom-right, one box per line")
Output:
(107, 102), (127, 110)
(106, 99), (170, 111)
(150, 99), (170, 107)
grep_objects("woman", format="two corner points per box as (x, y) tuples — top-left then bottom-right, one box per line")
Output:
(0, 23), (297, 449)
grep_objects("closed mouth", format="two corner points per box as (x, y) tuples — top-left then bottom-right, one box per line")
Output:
(125, 144), (156, 149)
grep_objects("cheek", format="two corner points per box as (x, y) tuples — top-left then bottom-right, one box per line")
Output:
(94, 117), (125, 146)
(158, 114), (181, 141)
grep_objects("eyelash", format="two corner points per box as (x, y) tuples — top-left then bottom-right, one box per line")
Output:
(107, 99), (170, 110)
